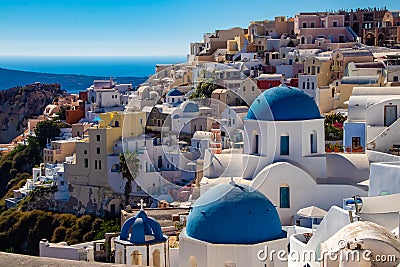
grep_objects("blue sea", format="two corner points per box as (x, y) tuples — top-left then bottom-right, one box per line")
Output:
(0, 55), (187, 77)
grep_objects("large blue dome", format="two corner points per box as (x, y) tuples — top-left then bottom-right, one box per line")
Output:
(119, 210), (166, 245)
(186, 183), (285, 244)
(246, 85), (321, 121)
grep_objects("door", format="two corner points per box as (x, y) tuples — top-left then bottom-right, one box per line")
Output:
(352, 137), (361, 150)
(384, 105), (397, 126)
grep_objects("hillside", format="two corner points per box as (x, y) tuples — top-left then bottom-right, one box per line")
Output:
(0, 68), (147, 93)
(0, 83), (66, 143)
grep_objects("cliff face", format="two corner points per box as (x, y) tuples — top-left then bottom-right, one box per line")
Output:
(0, 83), (66, 143)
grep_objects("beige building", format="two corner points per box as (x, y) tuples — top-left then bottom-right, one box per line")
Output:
(201, 27), (245, 56)
(71, 123), (91, 138)
(331, 48), (374, 79)
(211, 89), (240, 113)
(64, 111), (146, 215)
(302, 56), (333, 87)
(43, 139), (77, 164)
(318, 76), (381, 113)
(226, 34), (247, 58)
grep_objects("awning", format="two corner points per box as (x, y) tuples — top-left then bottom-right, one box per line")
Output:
(297, 206), (327, 218)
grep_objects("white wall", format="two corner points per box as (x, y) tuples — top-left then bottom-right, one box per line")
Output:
(179, 229), (287, 267)
(39, 241), (87, 261)
(369, 162), (400, 196)
(289, 206), (351, 267)
(251, 162), (366, 225)
(243, 119), (326, 179)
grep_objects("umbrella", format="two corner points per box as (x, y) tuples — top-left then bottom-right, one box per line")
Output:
(297, 206), (327, 218)
(91, 117), (103, 122)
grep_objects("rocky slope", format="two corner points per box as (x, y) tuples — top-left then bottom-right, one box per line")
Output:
(0, 83), (66, 143)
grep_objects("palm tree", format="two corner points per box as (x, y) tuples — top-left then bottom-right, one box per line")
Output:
(119, 151), (140, 207)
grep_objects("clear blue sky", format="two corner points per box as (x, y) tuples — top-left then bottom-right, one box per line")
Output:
(0, 0), (397, 56)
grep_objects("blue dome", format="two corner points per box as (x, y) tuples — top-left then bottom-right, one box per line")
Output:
(119, 210), (166, 245)
(186, 183), (285, 244)
(246, 85), (321, 121)
(167, 88), (183, 97)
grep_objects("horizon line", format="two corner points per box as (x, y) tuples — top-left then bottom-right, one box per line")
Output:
(0, 54), (187, 58)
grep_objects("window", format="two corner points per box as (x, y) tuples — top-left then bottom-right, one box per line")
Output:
(310, 22), (315, 28)
(97, 147), (100, 154)
(252, 86), (255, 91)
(96, 135), (100, 141)
(311, 82), (314, 90)
(243, 86), (246, 91)
(152, 249), (161, 267)
(302, 22), (307, 28)
(302, 82), (306, 89)
(253, 132), (259, 155)
(333, 21), (338, 27)
(394, 76), (399, 82)
(84, 150), (87, 155)
(95, 160), (97, 170)
(384, 105), (397, 126)
(131, 251), (142, 265)
(99, 160), (102, 170)
(280, 135), (289, 155)
(279, 184), (290, 208)
(111, 164), (120, 172)
(60, 181), (65, 186)
(84, 158), (88, 168)
(137, 186), (141, 192)
(310, 131), (317, 153)
(317, 67), (320, 73)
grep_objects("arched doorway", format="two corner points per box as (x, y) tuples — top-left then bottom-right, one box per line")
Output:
(115, 120), (120, 127)
(189, 256), (197, 267)
(117, 249), (122, 264)
(152, 249), (161, 267)
(365, 33), (375, 46)
(131, 250), (142, 265)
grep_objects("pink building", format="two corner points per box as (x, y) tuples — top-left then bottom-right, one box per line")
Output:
(295, 13), (357, 44)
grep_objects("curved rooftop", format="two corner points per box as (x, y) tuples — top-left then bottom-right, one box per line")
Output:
(186, 183), (285, 244)
(167, 88), (183, 97)
(246, 85), (322, 121)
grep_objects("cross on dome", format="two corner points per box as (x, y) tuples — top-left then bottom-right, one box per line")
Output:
(138, 199), (147, 210)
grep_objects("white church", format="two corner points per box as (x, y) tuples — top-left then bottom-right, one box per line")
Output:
(201, 84), (368, 225)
